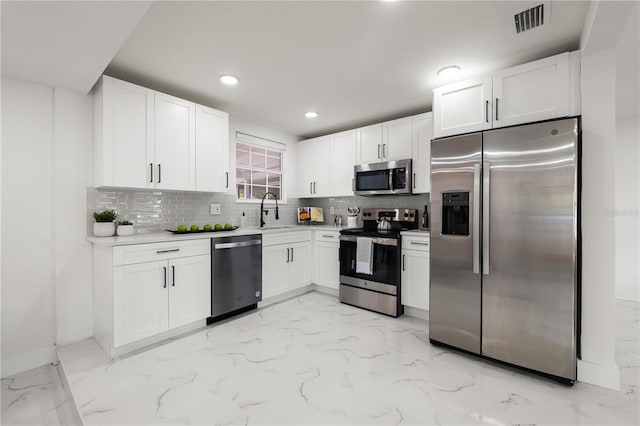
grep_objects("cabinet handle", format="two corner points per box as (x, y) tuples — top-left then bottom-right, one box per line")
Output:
(377, 144), (381, 159)
(286, 248), (290, 263)
(322, 234), (335, 238)
(310, 182), (313, 194)
(163, 266), (167, 288)
(402, 254), (405, 271)
(226, 172), (229, 188)
(158, 164), (162, 183)
(291, 247), (294, 262)
(172, 265), (175, 286)
(495, 98), (499, 121)
(413, 173), (416, 189)
(150, 163), (153, 183)
(410, 241), (429, 246)
(383, 144), (386, 158)
(313, 182), (316, 194)
(156, 249), (180, 254)
(485, 100), (489, 123)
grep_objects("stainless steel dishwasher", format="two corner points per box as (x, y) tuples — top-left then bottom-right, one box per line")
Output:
(209, 234), (262, 322)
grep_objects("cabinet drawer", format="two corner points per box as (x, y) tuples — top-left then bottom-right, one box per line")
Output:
(402, 235), (430, 252)
(315, 230), (340, 243)
(113, 239), (210, 266)
(263, 231), (311, 247)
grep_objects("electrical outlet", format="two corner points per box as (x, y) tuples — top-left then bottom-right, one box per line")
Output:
(330, 206), (335, 214)
(210, 204), (221, 215)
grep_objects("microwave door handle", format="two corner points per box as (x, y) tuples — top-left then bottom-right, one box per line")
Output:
(473, 164), (481, 274)
(388, 170), (393, 192)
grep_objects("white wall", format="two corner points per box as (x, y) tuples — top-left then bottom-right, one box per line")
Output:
(53, 88), (94, 345)
(1, 78), (95, 377)
(1, 77), (57, 377)
(613, 3), (639, 302)
(578, 0), (639, 390)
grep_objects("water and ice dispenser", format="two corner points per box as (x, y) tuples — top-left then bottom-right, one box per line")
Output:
(442, 192), (470, 236)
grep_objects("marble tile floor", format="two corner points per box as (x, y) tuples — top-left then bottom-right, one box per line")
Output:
(1, 363), (75, 425)
(4, 292), (639, 425)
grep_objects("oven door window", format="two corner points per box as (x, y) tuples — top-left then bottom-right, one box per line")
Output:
(339, 240), (398, 285)
(356, 170), (390, 191)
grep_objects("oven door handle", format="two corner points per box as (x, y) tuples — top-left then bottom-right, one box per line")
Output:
(339, 235), (398, 247)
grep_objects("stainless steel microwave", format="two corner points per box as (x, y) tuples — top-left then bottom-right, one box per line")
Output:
(353, 159), (412, 196)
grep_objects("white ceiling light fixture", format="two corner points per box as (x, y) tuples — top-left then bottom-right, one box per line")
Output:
(305, 111), (319, 119)
(437, 65), (461, 79)
(219, 74), (239, 85)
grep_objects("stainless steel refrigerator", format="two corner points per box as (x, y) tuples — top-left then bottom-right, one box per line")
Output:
(429, 117), (580, 383)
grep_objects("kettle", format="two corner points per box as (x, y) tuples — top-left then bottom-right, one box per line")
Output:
(377, 218), (392, 232)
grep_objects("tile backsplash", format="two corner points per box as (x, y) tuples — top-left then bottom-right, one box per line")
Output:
(87, 188), (301, 234)
(87, 188), (430, 235)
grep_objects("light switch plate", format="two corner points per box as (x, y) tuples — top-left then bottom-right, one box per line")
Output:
(210, 204), (221, 215)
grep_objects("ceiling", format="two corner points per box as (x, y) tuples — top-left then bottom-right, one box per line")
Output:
(2, 1), (590, 139)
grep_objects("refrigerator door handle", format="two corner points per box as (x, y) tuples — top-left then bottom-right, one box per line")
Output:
(483, 162), (491, 275)
(473, 163), (481, 274)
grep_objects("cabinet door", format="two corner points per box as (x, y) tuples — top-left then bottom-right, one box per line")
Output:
(493, 53), (570, 128)
(315, 242), (339, 290)
(297, 139), (316, 197)
(113, 261), (168, 347)
(195, 105), (229, 192)
(411, 113), (433, 194)
(314, 136), (332, 197)
(433, 76), (492, 138)
(357, 123), (383, 164)
(401, 249), (430, 310)
(154, 92), (196, 191)
(262, 245), (289, 298)
(99, 76), (155, 189)
(168, 255), (211, 329)
(330, 130), (357, 196)
(288, 242), (311, 290)
(383, 117), (413, 161)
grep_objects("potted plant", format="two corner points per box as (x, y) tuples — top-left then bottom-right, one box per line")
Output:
(116, 220), (135, 236)
(93, 210), (117, 237)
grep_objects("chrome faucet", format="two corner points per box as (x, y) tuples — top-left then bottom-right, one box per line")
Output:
(260, 192), (279, 228)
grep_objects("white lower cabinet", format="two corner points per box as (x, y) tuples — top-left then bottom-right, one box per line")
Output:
(401, 234), (430, 311)
(313, 231), (340, 290)
(262, 231), (311, 299)
(94, 239), (211, 357)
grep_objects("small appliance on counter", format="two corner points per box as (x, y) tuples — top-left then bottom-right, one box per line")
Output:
(346, 206), (360, 228)
(297, 207), (324, 223)
(339, 208), (419, 317)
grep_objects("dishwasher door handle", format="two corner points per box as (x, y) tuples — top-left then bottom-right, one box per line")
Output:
(214, 240), (261, 250)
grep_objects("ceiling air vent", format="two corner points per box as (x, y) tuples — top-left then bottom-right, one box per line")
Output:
(514, 4), (545, 34)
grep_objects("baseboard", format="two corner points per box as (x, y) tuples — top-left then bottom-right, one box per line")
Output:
(258, 285), (314, 308)
(1, 345), (57, 378)
(577, 359), (621, 390)
(403, 305), (429, 320)
(311, 284), (339, 298)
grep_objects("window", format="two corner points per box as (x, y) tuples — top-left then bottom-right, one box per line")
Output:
(236, 132), (285, 201)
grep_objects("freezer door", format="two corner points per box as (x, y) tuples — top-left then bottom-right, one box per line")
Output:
(430, 133), (482, 354)
(482, 118), (578, 380)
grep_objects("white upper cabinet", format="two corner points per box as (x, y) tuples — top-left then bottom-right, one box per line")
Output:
(433, 51), (580, 139)
(492, 53), (570, 128)
(330, 129), (357, 196)
(382, 117), (413, 161)
(297, 136), (330, 198)
(357, 118), (413, 164)
(94, 76), (155, 189)
(411, 112), (433, 194)
(433, 76), (493, 139)
(154, 93), (196, 191)
(195, 105), (229, 192)
(357, 123), (383, 164)
(94, 75), (229, 192)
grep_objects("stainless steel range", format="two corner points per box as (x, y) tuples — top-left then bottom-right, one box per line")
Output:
(339, 208), (418, 317)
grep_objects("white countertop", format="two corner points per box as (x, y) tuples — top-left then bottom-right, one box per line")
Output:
(87, 224), (347, 246)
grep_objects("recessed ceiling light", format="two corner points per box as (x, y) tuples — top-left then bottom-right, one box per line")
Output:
(437, 65), (461, 78)
(220, 74), (239, 85)
(305, 111), (319, 119)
